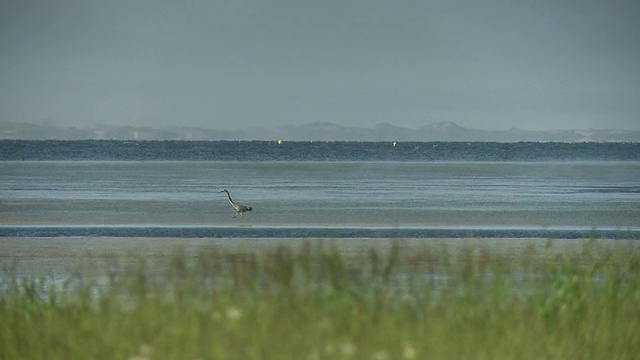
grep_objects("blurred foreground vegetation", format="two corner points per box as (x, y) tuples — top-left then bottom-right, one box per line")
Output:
(1, 239), (640, 359)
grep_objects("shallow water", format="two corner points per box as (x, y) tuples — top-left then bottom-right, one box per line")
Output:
(1, 161), (638, 234)
(2, 153), (639, 284)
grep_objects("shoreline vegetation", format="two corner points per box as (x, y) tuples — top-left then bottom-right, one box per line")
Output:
(1, 237), (639, 359)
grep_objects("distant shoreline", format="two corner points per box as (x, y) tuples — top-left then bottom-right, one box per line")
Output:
(2, 120), (639, 142)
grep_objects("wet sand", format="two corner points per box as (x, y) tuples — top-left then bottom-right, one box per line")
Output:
(0, 236), (611, 279)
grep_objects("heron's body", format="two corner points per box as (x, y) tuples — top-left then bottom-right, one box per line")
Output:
(219, 189), (252, 218)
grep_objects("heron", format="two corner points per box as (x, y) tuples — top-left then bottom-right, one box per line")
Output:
(219, 188), (252, 218)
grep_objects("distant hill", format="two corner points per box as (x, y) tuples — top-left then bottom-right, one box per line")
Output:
(1, 120), (639, 142)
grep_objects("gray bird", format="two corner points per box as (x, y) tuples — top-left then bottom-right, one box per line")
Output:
(219, 188), (252, 218)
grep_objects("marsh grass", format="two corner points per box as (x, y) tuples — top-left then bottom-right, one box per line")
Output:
(1, 239), (640, 359)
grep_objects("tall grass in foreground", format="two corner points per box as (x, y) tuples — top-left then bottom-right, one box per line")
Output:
(1, 239), (639, 359)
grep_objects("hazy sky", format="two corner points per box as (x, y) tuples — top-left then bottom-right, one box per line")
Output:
(1, 0), (639, 131)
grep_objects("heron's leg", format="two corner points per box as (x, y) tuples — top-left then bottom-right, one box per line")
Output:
(239, 211), (243, 219)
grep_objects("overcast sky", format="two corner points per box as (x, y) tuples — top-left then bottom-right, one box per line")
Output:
(1, 0), (639, 131)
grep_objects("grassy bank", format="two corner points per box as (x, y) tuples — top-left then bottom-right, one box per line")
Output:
(1, 238), (639, 359)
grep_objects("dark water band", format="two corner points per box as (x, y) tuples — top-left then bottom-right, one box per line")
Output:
(1, 225), (638, 239)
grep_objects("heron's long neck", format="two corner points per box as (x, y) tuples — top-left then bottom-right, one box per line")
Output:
(224, 191), (235, 205)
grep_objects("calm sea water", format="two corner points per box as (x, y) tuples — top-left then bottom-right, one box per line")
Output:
(2, 140), (640, 161)
(1, 141), (639, 239)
